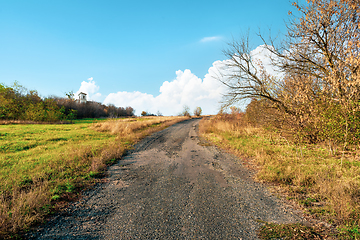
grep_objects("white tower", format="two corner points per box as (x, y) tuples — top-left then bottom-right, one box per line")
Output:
(78, 92), (87, 103)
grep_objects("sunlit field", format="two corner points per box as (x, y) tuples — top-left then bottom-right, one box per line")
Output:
(0, 116), (187, 238)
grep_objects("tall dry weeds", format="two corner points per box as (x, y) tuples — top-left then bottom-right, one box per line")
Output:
(0, 181), (51, 237)
(199, 115), (360, 229)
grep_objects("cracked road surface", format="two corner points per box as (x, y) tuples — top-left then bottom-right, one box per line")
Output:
(27, 118), (302, 239)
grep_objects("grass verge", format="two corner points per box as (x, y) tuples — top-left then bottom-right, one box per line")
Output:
(199, 116), (360, 239)
(0, 116), (188, 239)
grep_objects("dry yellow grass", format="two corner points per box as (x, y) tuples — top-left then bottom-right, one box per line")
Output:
(92, 116), (188, 135)
(199, 115), (360, 238)
(1, 182), (51, 234)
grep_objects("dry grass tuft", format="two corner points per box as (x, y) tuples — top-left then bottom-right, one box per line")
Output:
(0, 181), (51, 238)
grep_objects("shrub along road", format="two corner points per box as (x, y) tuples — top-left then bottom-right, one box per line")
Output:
(26, 118), (303, 239)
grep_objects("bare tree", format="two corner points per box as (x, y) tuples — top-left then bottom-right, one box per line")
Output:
(220, 35), (290, 113)
(221, 0), (359, 108)
(193, 107), (202, 116)
(219, 0), (360, 145)
(180, 105), (191, 117)
(264, 0), (360, 103)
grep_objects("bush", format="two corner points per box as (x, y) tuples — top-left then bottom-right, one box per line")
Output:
(193, 107), (202, 116)
(180, 105), (191, 117)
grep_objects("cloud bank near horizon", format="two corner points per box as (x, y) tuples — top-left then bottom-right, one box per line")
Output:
(103, 63), (226, 116)
(76, 45), (276, 116)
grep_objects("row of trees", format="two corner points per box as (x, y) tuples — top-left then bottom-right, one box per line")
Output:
(140, 106), (203, 117)
(141, 111), (160, 116)
(0, 83), (135, 122)
(179, 105), (202, 117)
(0, 83), (68, 122)
(220, 0), (360, 148)
(54, 97), (135, 119)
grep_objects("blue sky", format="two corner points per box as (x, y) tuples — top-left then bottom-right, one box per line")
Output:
(0, 0), (304, 115)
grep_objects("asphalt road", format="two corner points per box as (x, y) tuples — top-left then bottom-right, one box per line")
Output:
(27, 118), (302, 239)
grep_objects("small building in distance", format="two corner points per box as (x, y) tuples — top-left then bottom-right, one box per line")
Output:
(78, 92), (87, 103)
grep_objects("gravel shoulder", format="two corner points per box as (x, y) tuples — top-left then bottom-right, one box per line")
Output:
(26, 118), (303, 239)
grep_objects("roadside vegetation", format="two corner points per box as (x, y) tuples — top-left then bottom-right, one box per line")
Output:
(0, 116), (188, 238)
(204, 0), (359, 238)
(200, 111), (360, 239)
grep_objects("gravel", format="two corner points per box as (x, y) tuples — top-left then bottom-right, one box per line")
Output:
(25, 118), (303, 239)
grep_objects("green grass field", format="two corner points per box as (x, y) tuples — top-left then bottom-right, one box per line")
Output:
(0, 116), (187, 238)
(0, 120), (115, 194)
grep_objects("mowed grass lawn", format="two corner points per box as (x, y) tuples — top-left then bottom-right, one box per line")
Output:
(0, 116), (187, 238)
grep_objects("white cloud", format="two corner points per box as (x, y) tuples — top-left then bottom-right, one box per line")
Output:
(200, 36), (222, 43)
(75, 77), (101, 101)
(103, 65), (227, 116)
(250, 45), (282, 77)
(91, 92), (102, 102)
(104, 91), (155, 114)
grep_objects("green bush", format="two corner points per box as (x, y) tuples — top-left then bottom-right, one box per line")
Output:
(0, 82), (72, 122)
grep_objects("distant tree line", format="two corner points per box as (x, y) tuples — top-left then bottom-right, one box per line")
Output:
(0, 82), (135, 122)
(140, 111), (157, 117)
(54, 97), (135, 119)
(178, 105), (202, 117)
